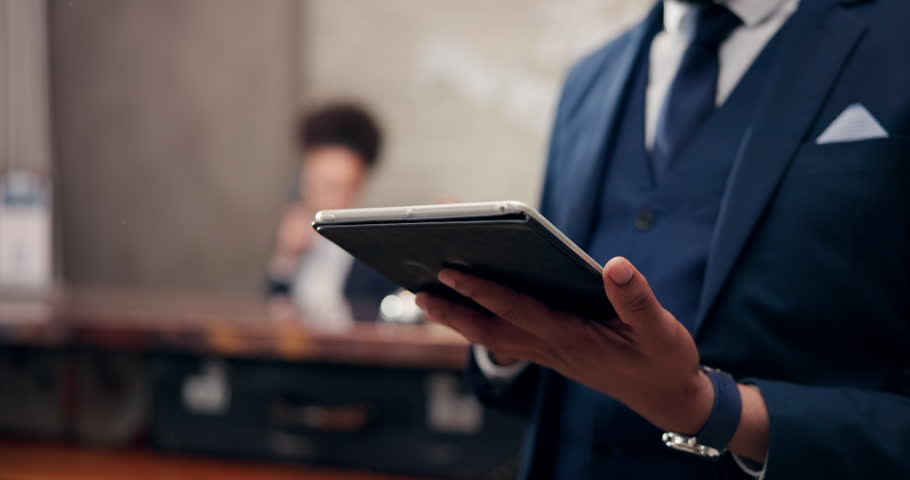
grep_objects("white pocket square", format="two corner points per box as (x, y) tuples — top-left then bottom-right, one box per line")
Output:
(816, 103), (889, 144)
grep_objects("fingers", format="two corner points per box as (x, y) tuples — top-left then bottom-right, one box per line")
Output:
(601, 257), (673, 334)
(415, 292), (541, 357)
(436, 269), (568, 338)
(415, 292), (489, 336)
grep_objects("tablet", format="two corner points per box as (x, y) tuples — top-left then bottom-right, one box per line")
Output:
(313, 201), (613, 320)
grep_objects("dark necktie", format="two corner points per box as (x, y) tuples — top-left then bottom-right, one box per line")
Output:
(652, 4), (742, 181)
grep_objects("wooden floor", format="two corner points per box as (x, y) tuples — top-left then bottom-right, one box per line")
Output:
(0, 440), (433, 480)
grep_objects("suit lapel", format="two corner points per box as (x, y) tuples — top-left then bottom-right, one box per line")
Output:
(555, 6), (662, 249)
(693, 0), (869, 334)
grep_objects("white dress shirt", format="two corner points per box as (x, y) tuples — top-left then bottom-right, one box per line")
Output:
(646, 0), (799, 148)
(474, 0), (799, 476)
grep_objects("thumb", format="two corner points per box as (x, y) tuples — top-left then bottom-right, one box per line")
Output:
(602, 257), (670, 329)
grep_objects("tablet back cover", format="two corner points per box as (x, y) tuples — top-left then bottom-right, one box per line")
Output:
(316, 217), (613, 321)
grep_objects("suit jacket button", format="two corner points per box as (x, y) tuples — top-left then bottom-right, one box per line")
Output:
(635, 209), (656, 231)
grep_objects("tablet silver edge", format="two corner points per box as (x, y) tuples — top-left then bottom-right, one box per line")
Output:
(314, 201), (604, 272)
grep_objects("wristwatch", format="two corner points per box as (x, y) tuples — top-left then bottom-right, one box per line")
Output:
(662, 366), (742, 458)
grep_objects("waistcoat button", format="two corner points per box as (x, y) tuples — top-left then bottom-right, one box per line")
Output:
(634, 209), (656, 231)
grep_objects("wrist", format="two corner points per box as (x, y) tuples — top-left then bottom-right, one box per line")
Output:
(728, 384), (770, 462)
(661, 367), (755, 460)
(641, 369), (714, 435)
(668, 369), (715, 434)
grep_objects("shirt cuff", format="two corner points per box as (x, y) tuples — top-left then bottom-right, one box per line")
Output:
(732, 452), (767, 479)
(472, 345), (528, 381)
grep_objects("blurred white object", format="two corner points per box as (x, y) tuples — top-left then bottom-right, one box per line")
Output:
(1, 0), (53, 292)
(182, 359), (230, 415)
(0, 169), (52, 291)
(292, 236), (354, 329)
(425, 373), (482, 434)
(379, 289), (424, 323)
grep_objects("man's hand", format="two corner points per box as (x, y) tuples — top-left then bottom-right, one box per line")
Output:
(415, 256), (769, 461)
(415, 256), (710, 434)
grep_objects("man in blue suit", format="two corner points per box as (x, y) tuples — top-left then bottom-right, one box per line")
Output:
(415, 0), (910, 478)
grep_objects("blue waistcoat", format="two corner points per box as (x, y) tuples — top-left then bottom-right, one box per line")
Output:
(552, 26), (782, 479)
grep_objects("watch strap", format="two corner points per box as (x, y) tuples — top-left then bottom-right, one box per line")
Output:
(695, 366), (742, 451)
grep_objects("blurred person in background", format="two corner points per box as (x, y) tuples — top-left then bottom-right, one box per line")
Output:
(266, 103), (395, 326)
(416, 0), (910, 479)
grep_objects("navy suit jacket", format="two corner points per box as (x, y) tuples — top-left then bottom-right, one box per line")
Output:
(467, 0), (910, 478)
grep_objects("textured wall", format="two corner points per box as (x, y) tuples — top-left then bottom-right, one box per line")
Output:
(50, 0), (297, 294)
(47, 0), (649, 295)
(299, 0), (650, 207)
(0, 0), (51, 173)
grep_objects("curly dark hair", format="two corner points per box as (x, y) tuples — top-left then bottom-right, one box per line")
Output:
(297, 102), (383, 168)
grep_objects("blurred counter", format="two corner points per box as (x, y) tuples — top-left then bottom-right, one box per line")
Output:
(0, 289), (522, 479)
(0, 289), (468, 369)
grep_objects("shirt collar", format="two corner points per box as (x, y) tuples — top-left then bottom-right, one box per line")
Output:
(663, 0), (791, 34)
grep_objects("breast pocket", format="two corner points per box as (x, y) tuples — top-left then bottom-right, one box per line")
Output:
(791, 137), (909, 174)
(771, 137), (910, 259)
(731, 138), (910, 355)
